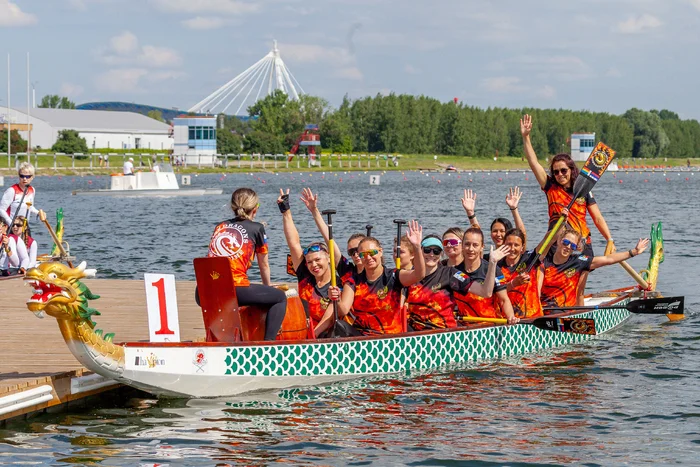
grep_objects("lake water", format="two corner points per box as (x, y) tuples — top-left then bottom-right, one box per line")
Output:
(1, 170), (698, 465)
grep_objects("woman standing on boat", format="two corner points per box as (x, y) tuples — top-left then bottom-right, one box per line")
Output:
(453, 228), (519, 324)
(277, 188), (354, 337)
(335, 221), (426, 335)
(498, 228), (543, 318)
(407, 235), (512, 330)
(541, 227), (649, 310)
(441, 227), (464, 267)
(462, 187), (526, 258)
(207, 187), (286, 341)
(0, 162), (45, 227)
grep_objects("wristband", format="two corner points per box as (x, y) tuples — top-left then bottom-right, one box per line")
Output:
(607, 238), (614, 242)
(468, 213), (476, 220)
(628, 249), (635, 257)
(509, 207), (517, 211)
(277, 194), (290, 213)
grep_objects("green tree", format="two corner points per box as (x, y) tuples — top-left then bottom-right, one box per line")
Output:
(217, 129), (243, 154)
(243, 130), (285, 154)
(51, 130), (88, 154)
(147, 110), (164, 122)
(39, 95), (76, 109)
(623, 108), (670, 158)
(0, 129), (28, 154)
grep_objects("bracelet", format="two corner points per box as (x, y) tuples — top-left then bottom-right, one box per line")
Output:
(628, 249), (636, 257)
(468, 213), (476, 220)
(277, 194), (290, 213)
(509, 207), (517, 211)
(607, 238), (614, 242)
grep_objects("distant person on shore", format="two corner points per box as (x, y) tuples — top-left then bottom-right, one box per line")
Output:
(1, 162), (45, 227)
(123, 157), (135, 176)
(521, 114), (613, 305)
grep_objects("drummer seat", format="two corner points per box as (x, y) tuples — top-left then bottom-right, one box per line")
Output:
(193, 256), (244, 343)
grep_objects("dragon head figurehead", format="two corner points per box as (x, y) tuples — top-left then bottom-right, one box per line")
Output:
(25, 261), (100, 325)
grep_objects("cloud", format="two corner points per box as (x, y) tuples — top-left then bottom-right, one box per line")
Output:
(98, 31), (182, 68)
(60, 83), (84, 98)
(488, 55), (591, 81)
(617, 14), (662, 34)
(481, 76), (556, 100)
(0, 1), (37, 27)
(182, 16), (225, 30)
(689, 0), (700, 11)
(281, 43), (363, 81)
(333, 67), (364, 81)
(149, 0), (258, 15)
(404, 64), (421, 75)
(606, 67), (622, 78)
(535, 85), (557, 100)
(95, 68), (184, 93)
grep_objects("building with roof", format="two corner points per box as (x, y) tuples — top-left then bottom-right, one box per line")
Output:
(0, 107), (173, 152)
(570, 132), (596, 162)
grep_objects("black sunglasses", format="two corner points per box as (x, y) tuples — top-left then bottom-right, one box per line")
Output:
(19, 174), (32, 179)
(422, 246), (442, 255)
(12, 224), (23, 228)
(348, 247), (359, 256)
(552, 168), (569, 176)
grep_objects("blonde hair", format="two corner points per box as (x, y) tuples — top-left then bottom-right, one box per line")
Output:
(559, 227), (583, 249)
(230, 187), (259, 220)
(18, 162), (35, 176)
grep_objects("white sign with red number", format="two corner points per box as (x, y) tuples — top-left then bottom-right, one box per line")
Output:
(144, 273), (181, 342)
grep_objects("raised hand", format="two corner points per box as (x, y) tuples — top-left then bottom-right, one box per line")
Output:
(488, 244), (511, 263)
(277, 188), (291, 214)
(632, 238), (650, 256)
(505, 186), (522, 210)
(461, 189), (477, 215)
(300, 187), (318, 212)
(277, 188), (290, 204)
(406, 220), (423, 246)
(520, 114), (532, 138)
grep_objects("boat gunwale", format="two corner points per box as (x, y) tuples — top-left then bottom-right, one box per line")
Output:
(116, 290), (634, 349)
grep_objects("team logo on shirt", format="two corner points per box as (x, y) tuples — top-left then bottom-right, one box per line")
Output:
(431, 282), (442, 292)
(575, 197), (585, 205)
(210, 223), (249, 259)
(453, 272), (467, 282)
(577, 255), (589, 261)
(564, 267), (577, 278)
(515, 262), (527, 273)
(320, 297), (330, 310)
(495, 274), (505, 286)
(377, 286), (388, 300)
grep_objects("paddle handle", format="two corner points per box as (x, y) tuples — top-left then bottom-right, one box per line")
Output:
(619, 260), (650, 290)
(394, 219), (406, 270)
(42, 217), (73, 268)
(460, 316), (508, 325)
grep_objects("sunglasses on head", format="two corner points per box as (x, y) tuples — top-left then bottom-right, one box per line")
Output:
(19, 174), (32, 179)
(443, 238), (461, 247)
(552, 168), (569, 176)
(561, 239), (578, 250)
(358, 249), (379, 259)
(422, 246), (442, 255)
(303, 244), (327, 255)
(348, 247), (359, 257)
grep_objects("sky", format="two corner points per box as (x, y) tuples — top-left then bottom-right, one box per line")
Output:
(1, 0), (699, 119)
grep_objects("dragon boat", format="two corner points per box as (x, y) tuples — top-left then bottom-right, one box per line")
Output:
(23, 223), (671, 399)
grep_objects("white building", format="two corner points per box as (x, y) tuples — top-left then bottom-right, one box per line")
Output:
(0, 107), (173, 152)
(173, 115), (217, 165)
(570, 133), (596, 162)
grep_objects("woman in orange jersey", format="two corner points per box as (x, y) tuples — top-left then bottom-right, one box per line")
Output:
(407, 235), (511, 331)
(208, 187), (286, 341)
(441, 227), (464, 267)
(335, 220), (426, 335)
(498, 228), (543, 318)
(453, 228), (519, 324)
(541, 228), (650, 310)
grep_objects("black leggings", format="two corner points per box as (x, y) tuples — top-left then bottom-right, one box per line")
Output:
(236, 284), (287, 341)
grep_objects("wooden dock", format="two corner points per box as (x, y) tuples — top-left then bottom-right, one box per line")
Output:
(0, 277), (203, 422)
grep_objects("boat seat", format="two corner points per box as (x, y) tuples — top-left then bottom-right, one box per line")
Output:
(193, 257), (244, 343)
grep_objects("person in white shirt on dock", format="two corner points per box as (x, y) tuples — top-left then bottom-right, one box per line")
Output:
(0, 162), (45, 227)
(123, 157), (135, 176)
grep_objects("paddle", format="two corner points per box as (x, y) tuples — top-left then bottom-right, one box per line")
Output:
(322, 209), (338, 336)
(523, 142), (616, 273)
(393, 219), (406, 270)
(366, 224), (373, 237)
(40, 213), (73, 267)
(460, 315), (597, 335)
(543, 295), (684, 321)
(604, 241), (650, 290)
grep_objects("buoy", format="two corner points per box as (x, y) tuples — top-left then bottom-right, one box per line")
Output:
(498, 178), (503, 182)
(686, 177), (689, 181)
(469, 179), (473, 182)
(618, 180), (623, 183)
(644, 179), (648, 182)
(437, 180), (441, 184)
(339, 178), (342, 182)
(666, 178), (670, 182)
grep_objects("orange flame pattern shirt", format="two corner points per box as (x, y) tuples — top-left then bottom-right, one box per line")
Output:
(347, 268), (404, 335)
(544, 176), (596, 243)
(407, 265), (472, 330)
(541, 252), (593, 310)
(296, 256), (354, 329)
(207, 218), (268, 286)
(453, 261), (506, 321)
(497, 251), (543, 318)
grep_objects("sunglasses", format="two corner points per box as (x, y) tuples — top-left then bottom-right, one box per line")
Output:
(358, 249), (380, 259)
(19, 174), (32, 179)
(561, 239), (578, 250)
(12, 224), (23, 228)
(422, 246), (442, 255)
(552, 168), (569, 176)
(443, 239), (461, 247)
(303, 244), (327, 255)
(348, 247), (359, 257)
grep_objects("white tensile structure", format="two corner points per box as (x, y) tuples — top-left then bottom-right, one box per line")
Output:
(188, 41), (304, 116)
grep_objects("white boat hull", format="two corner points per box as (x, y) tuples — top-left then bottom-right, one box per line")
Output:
(72, 188), (223, 197)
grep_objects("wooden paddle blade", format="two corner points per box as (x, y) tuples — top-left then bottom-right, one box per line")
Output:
(627, 296), (684, 315)
(531, 317), (597, 335)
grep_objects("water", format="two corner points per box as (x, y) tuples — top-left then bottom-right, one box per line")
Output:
(1, 170), (698, 465)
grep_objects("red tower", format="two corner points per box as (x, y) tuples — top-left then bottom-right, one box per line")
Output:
(289, 124), (321, 161)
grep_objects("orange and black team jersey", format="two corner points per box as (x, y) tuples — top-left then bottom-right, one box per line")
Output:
(208, 218), (268, 286)
(407, 265), (472, 331)
(540, 251), (593, 310)
(544, 176), (596, 243)
(347, 268), (404, 335)
(497, 251), (543, 318)
(295, 255), (354, 329)
(453, 260), (507, 320)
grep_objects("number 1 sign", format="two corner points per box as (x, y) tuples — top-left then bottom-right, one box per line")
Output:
(144, 273), (181, 342)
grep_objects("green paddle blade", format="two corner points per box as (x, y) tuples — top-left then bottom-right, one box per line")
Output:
(531, 317), (597, 335)
(627, 296), (684, 315)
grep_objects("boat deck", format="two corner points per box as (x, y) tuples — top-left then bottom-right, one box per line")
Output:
(0, 278), (204, 423)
